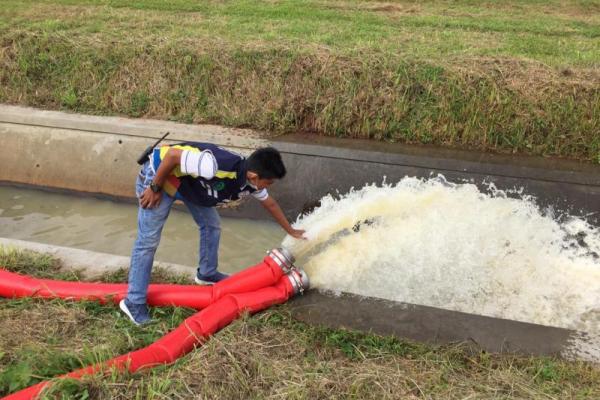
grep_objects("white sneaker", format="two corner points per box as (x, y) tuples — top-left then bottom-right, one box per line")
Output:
(194, 276), (215, 286)
(119, 299), (151, 326)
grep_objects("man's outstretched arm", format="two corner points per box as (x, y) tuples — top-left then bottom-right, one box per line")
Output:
(260, 197), (305, 239)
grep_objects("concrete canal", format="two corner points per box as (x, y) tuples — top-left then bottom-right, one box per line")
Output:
(2, 105), (600, 360)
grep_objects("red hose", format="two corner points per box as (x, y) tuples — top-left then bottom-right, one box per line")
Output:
(0, 255), (285, 309)
(0, 251), (306, 400)
(2, 278), (295, 400)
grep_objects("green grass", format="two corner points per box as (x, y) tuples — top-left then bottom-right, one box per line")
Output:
(3, 0), (598, 64)
(1, 248), (600, 398)
(0, 0), (599, 162)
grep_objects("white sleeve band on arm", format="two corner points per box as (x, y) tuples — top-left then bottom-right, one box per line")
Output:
(180, 150), (217, 179)
(252, 188), (269, 201)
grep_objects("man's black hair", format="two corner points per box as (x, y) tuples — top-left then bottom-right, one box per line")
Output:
(247, 147), (286, 179)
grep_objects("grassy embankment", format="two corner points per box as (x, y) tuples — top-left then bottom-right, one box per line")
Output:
(1, 247), (599, 399)
(0, 0), (599, 162)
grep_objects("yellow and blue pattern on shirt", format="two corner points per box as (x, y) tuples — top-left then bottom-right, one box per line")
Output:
(152, 143), (245, 206)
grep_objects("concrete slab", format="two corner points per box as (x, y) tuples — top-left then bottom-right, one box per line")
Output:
(289, 290), (592, 360)
(0, 104), (267, 149)
(271, 136), (600, 225)
(0, 105), (269, 202)
(0, 238), (194, 279)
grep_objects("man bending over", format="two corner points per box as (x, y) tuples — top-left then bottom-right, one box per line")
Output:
(120, 142), (305, 325)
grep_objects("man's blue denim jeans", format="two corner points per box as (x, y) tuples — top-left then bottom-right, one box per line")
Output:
(126, 161), (221, 305)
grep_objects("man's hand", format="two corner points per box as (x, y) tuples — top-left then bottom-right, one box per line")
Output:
(139, 187), (162, 209)
(287, 228), (306, 240)
(260, 197), (307, 239)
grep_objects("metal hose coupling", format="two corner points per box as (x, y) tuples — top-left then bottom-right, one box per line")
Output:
(286, 267), (310, 295)
(266, 248), (309, 294)
(267, 247), (296, 274)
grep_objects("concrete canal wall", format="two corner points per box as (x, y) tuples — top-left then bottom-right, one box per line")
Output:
(1, 104), (599, 361)
(1, 105), (599, 223)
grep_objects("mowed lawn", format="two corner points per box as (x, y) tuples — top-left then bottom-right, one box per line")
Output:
(2, 0), (599, 65)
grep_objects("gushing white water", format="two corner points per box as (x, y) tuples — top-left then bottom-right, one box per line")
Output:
(283, 176), (600, 333)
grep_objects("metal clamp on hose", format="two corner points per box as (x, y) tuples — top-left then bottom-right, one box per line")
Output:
(286, 268), (310, 295)
(266, 248), (309, 295)
(267, 247), (296, 274)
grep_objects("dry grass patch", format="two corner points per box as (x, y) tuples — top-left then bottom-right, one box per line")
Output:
(55, 311), (600, 399)
(0, 302), (89, 352)
(447, 57), (600, 99)
(176, 316), (424, 399)
(323, 1), (422, 15)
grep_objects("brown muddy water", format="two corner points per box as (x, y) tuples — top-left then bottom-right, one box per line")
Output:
(0, 185), (285, 273)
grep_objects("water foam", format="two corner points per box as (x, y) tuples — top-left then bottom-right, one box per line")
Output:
(282, 176), (600, 333)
